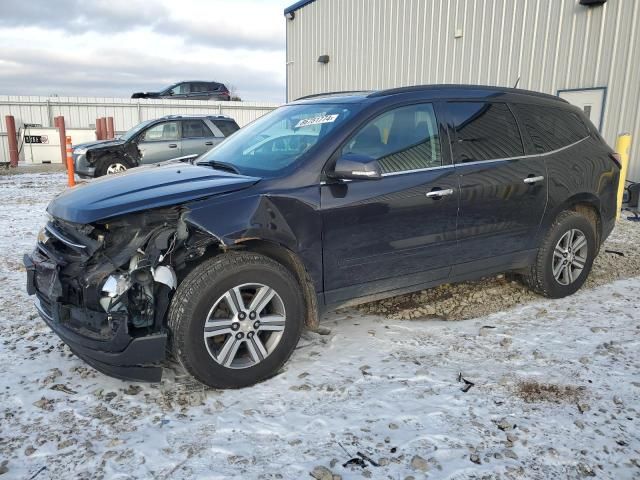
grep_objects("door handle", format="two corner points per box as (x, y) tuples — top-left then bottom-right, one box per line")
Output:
(205, 141), (213, 146)
(168, 144), (177, 148)
(523, 175), (544, 184)
(426, 188), (454, 198)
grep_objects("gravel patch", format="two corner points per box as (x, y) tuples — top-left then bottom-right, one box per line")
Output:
(357, 217), (639, 321)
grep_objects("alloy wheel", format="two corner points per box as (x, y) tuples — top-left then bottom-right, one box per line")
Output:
(552, 228), (588, 285)
(203, 283), (286, 369)
(106, 163), (128, 174)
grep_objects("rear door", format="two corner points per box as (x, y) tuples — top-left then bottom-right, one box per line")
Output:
(137, 121), (181, 163)
(512, 103), (596, 227)
(181, 119), (217, 156)
(321, 102), (459, 304)
(447, 101), (547, 271)
(188, 82), (212, 100)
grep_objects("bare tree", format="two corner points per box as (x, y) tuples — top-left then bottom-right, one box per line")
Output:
(225, 83), (242, 101)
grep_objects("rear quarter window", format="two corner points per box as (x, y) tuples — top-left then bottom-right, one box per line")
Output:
(512, 104), (590, 154)
(213, 120), (240, 137)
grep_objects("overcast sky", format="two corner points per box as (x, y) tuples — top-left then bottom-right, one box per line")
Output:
(0, 0), (290, 102)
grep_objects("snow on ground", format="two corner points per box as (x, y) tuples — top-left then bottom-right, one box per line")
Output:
(0, 172), (639, 480)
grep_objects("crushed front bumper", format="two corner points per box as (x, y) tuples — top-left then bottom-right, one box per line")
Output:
(73, 153), (96, 178)
(24, 253), (166, 382)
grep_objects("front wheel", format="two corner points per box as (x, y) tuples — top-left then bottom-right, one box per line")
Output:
(95, 157), (132, 177)
(523, 210), (597, 298)
(168, 252), (304, 389)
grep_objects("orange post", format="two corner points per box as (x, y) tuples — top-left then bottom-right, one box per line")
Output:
(54, 116), (67, 168)
(5, 115), (19, 167)
(65, 136), (75, 187)
(95, 117), (103, 140)
(106, 116), (115, 139)
(99, 117), (107, 140)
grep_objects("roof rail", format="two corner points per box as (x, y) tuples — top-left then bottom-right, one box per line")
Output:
(161, 114), (233, 120)
(367, 84), (566, 102)
(295, 90), (372, 101)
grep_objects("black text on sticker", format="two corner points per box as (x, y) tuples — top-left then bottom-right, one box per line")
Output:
(295, 114), (339, 128)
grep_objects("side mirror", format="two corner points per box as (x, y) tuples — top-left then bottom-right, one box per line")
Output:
(329, 153), (382, 180)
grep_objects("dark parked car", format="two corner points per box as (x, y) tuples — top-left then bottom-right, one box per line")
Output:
(25, 85), (620, 388)
(73, 115), (240, 177)
(131, 81), (231, 101)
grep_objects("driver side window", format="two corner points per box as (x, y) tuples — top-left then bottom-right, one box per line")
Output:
(169, 83), (188, 95)
(343, 103), (441, 174)
(141, 122), (179, 142)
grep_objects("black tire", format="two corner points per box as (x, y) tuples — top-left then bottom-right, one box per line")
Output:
(95, 156), (132, 177)
(167, 251), (304, 389)
(523, 210), (597, 298)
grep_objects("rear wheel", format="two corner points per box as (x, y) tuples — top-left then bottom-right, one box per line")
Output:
(168, 252), (304, 389)
(523, 210), (597, 298)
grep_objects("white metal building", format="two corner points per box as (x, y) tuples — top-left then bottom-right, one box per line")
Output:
(284, 0), (640, 181)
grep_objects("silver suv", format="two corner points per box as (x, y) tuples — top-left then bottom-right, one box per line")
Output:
(73, 115), (240, 177)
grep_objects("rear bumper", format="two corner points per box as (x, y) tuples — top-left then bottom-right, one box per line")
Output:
(24, 254), (166, 382)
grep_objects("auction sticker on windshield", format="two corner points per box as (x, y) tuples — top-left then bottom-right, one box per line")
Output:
(295, 114), (339, 128)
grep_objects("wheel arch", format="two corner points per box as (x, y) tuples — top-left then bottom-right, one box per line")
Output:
(230, 238), (320, 330)
(174, 224), (321, 330)
(542, 193), (603, 248)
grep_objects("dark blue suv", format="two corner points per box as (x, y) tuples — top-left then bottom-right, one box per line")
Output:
(24, 85), (620, 388)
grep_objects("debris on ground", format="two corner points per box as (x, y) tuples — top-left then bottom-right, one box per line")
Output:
(458, 372), (475, 393)
(516, 381), (584, 404)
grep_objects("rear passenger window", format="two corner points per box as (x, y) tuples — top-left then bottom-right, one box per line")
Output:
(212, 120), (240, 137)
(182, 120), (212, 138)
(343, 103), (441, 174)
(513, 104), (590, 154)
(191, 83), (210, 93)
(448, 102), (524, 162)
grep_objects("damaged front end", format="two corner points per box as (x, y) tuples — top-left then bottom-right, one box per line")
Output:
(24, 207), (216, 382)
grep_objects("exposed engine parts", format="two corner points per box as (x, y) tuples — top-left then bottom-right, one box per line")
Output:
(38, 207), (219, 336)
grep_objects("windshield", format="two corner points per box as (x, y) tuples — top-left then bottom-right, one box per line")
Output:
(197, 103), (361, 177)
(120, 120), (154, 141)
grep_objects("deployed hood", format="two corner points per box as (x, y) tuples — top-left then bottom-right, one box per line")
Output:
(48, 163), (260, 224)
(74, 138), (126, 150)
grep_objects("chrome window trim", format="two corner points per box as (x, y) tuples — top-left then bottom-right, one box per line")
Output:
(455, 136), (589, 167)
(320, 135), (589, 185)
(381, 164), (453, 177)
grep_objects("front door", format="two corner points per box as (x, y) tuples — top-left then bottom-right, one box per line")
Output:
(186, 82), (212, 101)
(447, 101), (547, 271)
(137, 121), (181, 164)
(321, 103), (459, 304)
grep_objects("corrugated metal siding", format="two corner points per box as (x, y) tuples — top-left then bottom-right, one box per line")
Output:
(0, 97), (278, 163)
(286, 0), (640, 181)
(0, 134), (8, 163)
